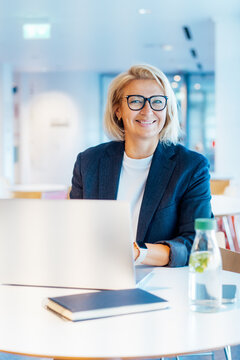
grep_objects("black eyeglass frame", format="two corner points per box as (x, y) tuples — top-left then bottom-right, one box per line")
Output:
(124, 95), (168, 111)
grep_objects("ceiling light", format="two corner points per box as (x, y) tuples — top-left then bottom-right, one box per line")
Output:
(138, 8), (151, 15)
(171, 82), (178, 89)
(23, 23), (51, 39)
(190, 48), (197, 58)
(174, 75), (181, 82)
(194, 83), (201, 90)
(161, 44), (173, 51)
(183, 26), (192, 40)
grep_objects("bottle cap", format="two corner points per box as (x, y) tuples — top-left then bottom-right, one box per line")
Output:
(195, 218), (217, 230)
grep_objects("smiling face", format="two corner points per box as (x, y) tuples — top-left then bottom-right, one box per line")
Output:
(116, 79), (167, 154)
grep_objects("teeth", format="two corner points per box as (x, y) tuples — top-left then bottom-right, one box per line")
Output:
(139, 121), (154, 124)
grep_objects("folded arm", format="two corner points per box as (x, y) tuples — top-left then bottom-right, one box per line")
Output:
(138, 158), (212, 267)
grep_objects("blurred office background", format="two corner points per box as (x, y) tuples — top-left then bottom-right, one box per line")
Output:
(0, 0), (240, 195)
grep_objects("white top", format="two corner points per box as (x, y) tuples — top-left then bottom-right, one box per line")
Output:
(117, 152), (153, 241)
(0, 268), (240, 358)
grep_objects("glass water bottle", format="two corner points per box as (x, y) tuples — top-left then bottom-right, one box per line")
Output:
(189, 218), (222, 312)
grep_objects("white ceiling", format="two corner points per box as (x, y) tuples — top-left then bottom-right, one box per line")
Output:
(0, 0), (240, 74)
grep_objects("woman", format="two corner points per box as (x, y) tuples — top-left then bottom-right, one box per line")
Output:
(70, 64), (212, 267)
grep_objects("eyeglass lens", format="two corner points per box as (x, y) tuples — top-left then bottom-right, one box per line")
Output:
(127, 95), (167, 111)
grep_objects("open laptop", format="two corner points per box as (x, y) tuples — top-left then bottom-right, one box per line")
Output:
(0, 199), (153, 290)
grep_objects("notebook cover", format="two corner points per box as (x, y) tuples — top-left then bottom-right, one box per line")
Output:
(46, 288), (168, 321)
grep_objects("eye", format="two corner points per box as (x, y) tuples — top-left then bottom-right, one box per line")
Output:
(130, 99), (141, 104)
(152, 99), (163, 105)
(129, 96), (143, 104)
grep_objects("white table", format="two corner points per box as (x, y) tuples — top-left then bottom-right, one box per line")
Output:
(0, 267), (240, 359)
(211, 195), (240, 217)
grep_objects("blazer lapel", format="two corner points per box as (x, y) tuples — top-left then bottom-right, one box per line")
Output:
(137, 142), (177, 244)
(98, 142), (124, 199)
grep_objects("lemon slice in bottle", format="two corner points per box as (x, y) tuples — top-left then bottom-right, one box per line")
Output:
(189, 251), (211, 273)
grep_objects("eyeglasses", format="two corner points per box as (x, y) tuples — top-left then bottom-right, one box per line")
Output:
(125, 95), (168, 111)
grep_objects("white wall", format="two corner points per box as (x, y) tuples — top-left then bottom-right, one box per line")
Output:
(0, 64), (14, 183)
(17, 71), (102, 185)
(215, 18), (240, 181)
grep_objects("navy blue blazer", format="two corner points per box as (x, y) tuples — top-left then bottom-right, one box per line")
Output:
(70, 141), (212, 267)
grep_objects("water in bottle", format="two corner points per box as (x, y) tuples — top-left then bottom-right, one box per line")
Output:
(189, 218), (222, 312)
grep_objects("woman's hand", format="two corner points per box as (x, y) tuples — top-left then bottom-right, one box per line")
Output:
(133, 242), (140, 261)
(144, 243), (170, 266)
(133, 242), (170, 266)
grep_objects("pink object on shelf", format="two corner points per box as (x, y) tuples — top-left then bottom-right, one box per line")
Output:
(41, 190), (68, 199)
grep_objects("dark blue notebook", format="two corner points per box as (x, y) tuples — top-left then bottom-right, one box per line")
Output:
(46, 288), (168, 321)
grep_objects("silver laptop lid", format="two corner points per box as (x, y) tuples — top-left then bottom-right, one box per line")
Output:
(0, 199), (136, 290)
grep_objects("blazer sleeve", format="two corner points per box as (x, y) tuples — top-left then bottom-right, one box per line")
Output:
(69, 153), (83, 199)
(156, 157), (212, 267)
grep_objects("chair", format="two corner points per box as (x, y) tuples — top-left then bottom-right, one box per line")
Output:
(220, 247), (240, 274)
(176, 346), (232, 359)
(210, 179), (230, 195)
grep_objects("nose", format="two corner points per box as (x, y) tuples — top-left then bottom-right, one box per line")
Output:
(140, 100), (153, 113)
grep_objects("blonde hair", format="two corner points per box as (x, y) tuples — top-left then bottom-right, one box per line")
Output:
(104, 64), (181, 144)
